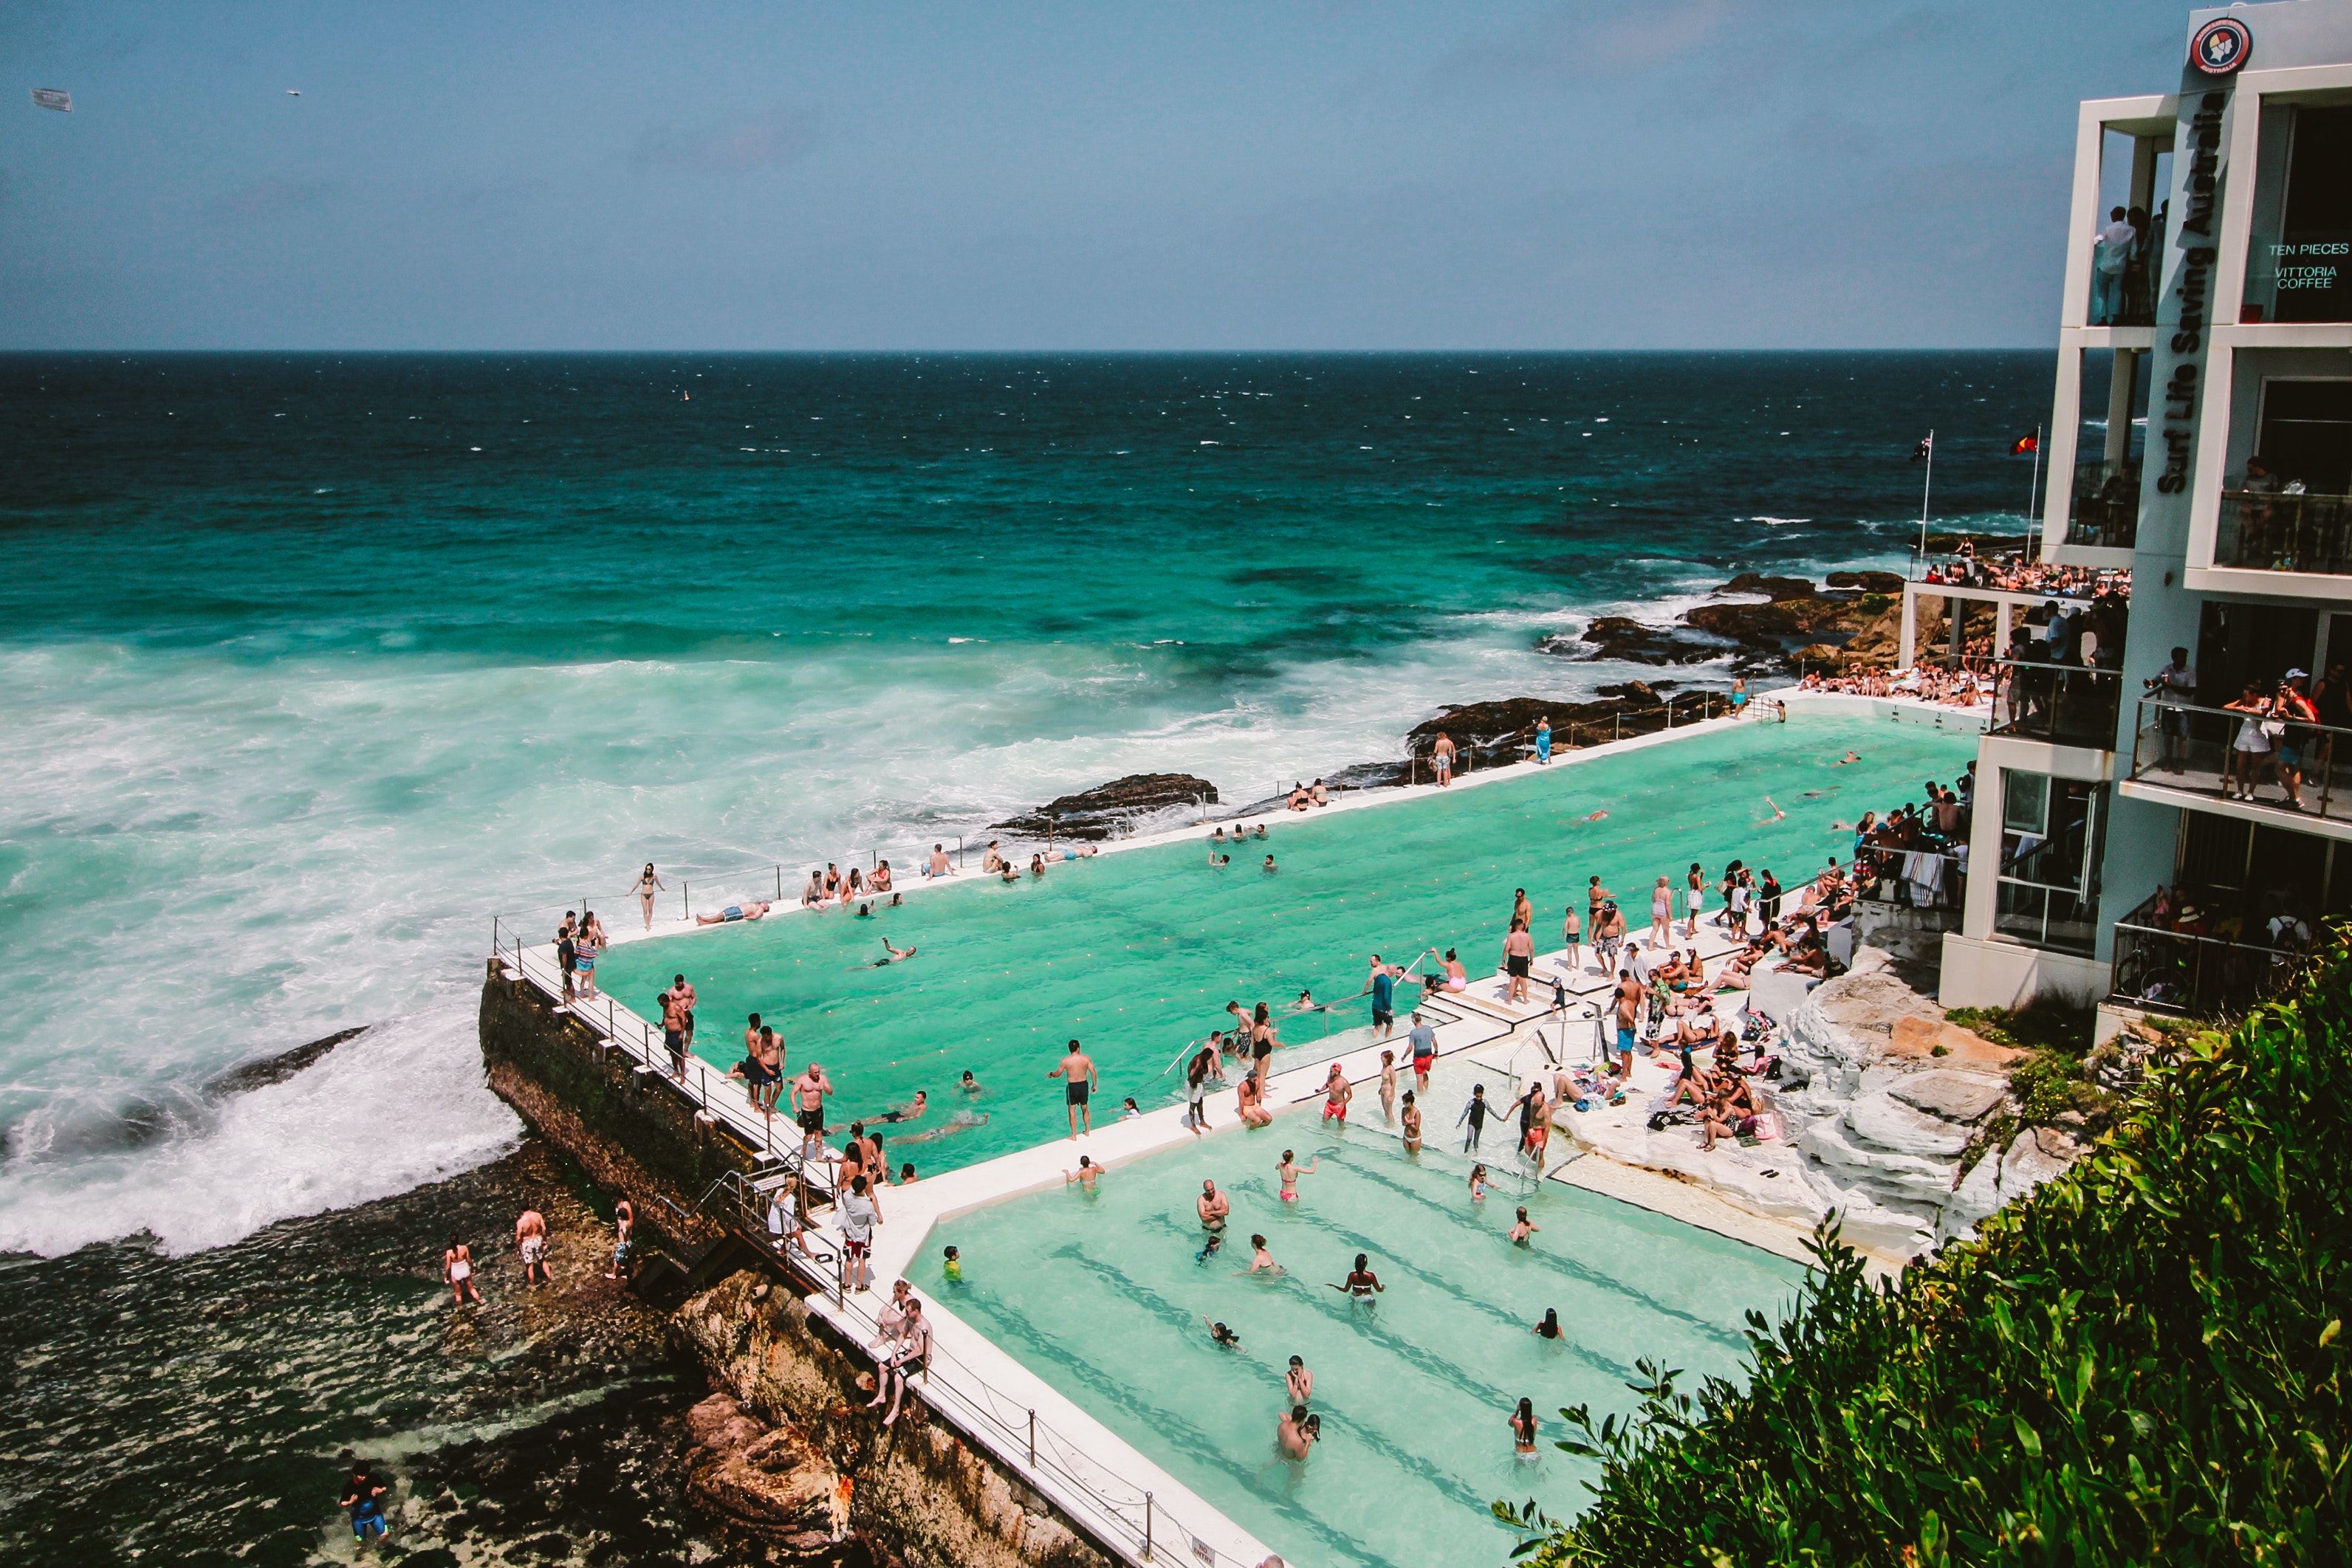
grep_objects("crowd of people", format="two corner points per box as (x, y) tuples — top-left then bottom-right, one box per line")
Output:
(1920, 549), (2129, 602)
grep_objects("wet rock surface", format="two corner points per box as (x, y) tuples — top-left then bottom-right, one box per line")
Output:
(991, 773), (1217, 841)
(0, 1136), (848, 1568)
(1537, 574), (1913, 674)
(1542, 616), (1731, 665)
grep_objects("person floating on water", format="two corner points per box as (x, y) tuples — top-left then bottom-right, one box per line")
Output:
(895, 1109), (988, 1144)
(866, 937), (917, 966)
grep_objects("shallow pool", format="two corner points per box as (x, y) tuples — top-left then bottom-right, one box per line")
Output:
(597, 712), (1975, 1171)
(930, 1118), (1808, 1568)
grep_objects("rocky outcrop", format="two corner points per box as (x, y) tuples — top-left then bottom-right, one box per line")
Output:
(1717, 573), (1820, 601)
(682, 1392), (850, 1551)
(676, 1272), (1113, 1568)
(1826, 570), (1904, 594)
(992, 774), (1217, 841)
(1566, 949), (2085, 1261)
(1543, 617), (1730, 665)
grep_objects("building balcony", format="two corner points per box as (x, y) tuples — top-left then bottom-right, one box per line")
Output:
(2212, 489), (2352, 576)
(1989, 659), (2122, 749)
(2122, 698), (2352, 841)
(2067, 459), (2141, 550)
(2108, 890), (2311, 1017)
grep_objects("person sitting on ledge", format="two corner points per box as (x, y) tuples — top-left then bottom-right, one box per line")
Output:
(871, 861), (894, 893)
(696, 899), (772, 925)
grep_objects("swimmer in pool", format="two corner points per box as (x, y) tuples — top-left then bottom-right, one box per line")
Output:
(865, 938), (918, 967)
(1326, 1253), (1384, 1301)
(1399, 1090), (1423, 1154)
(959, 1070), (983, 1096)
(1204, 1317), (1244, 1349)
(893, 1110), (990, 1145)
(1238, 1234), (1283, 1276)
(867, 1090), (928, 1124)
(1756, 796), (1786, 825)
(1275, 1149), (1317, 1203)
(1063, 1155), (1101, 1192)
(1286, 1355), (1314, 1405)
(1196, 1231), (1225, 1265)
(1580, 810), (1608, 822)
(1835, 750), (1862, 766)
(1197, 1179), (1230, 1231)
(1509, 1206), (1540, 1248)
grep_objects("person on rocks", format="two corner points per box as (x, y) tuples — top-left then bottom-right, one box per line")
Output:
(515, 1208), (549, 1285)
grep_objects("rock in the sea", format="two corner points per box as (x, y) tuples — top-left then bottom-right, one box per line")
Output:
(1826, 570), (1904, 594)
(1540, 617), (1727, 666)
(991, 773), (1218, 840)
(1715, 573), (1818, 601)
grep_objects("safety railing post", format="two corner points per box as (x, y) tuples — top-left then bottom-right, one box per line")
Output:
(683, 880), (690, 921)
(1027, 1409), (1036, 1465)
(1145, 1492), (1153, 1561)
(775, 865), (783, 901)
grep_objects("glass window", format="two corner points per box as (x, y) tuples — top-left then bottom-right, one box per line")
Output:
(1995, 770), (2106, 954)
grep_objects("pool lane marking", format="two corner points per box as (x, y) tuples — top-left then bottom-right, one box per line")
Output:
(966, 1249), (1496, 1562)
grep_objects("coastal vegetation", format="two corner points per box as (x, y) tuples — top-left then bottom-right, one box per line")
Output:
(1498, 940), (2352, 1565)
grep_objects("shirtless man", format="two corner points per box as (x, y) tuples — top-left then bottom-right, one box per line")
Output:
(515, 1208), (549, 1285)
(1278, 1406), (1316, 1460)
(1049, 1040), (1098, 1138)
(1594, 901), (1627, 972)
(867, 938), (918, 967)
(754, 1026), (784, 1113)
(1430, 732), (1458, 787)
(1197, 1178), (1230, 1231)
(1503, 919), (1535, 1004)
(659, 980), (692, 1082)
(1319, 1065), (1353, 1127)
(1613, 969), (1643, 1079)
(927, 843), (954, 877)
(791, 1064), (834, 1161)
(694, 899), (770, 925)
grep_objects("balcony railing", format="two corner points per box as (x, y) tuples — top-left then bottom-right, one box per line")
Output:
(1989, 657), (2123, 747)
(2213, 488), (2352, 575)
(2240, 230), (2352, 325)
(2068, 458), (2141, 550)
(2108, 890), (2311, 1017)
(2125, 696), (2352, 824)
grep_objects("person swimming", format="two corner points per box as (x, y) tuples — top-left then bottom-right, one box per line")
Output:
(894, 1110), (990, 1144)
(1240, 1234), (1283, 1276)
(1204, 1317), (1244, 1349)
(865, 937), (918, 967)
(1509, 1206), (1540, 1247)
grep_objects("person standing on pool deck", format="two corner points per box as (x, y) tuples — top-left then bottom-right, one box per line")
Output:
(1614, 970), (1642, 1079)
(1503, 919), (1535, 1004)
(631, 863), (666, 929)
(1431, 732), (1456, 786)
(1535, 717), (1552, 764)
(1276, 1149), (1318, 1203)
(1186, 1044), (1218, 1134)
(1458, 1084), (1489, 1152)
(1560, 904), (1583, 974)
(1362, 955), (1401, 1040)
(659, 976), (693, 1082)
(1378, 1050), (1399, 1123)
(555, 918), (577, 1003)
(1407, 1012), (1438, 1093)
(1400, 1089), (1423, 1154)
(1049, 1040), (1098, 1138)
(1682, 863), (1707, 940)
(792, 1065), (834, 1161)
(1648, 876), (1673, 949)
(838, 1175), (880, 1293)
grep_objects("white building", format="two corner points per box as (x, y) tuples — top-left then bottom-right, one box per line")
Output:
(1931, 1), (2352, 1033)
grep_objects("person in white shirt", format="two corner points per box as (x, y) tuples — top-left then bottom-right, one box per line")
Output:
(2144, 647), (2198, 772)
(2091, 206), (2137, 324)
(838, 1175), (880, 1293)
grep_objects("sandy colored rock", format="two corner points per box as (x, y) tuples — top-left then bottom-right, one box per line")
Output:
(1888, 1014), (2024, 1070)
(1888, 1069), (2009, 1124)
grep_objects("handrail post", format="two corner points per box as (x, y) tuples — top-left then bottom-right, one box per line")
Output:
(1028, 1409), (1036, 1465)
(1144, 1492), (1153, 1561)
(683, 880), (690, 920)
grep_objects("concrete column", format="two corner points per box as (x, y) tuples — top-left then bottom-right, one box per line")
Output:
(2105, 348), (2136, 467)
(1950, 594), (1966, 665)
(1899, 587), (1919, 669)
(1996, 600), (2012, 655)
(1961, 758), (2007, 941)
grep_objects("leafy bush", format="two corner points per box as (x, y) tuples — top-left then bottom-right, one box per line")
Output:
(1500, 940), (2352, 1567)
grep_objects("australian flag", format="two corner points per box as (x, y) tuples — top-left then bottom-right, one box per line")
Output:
(1910, 433), (1933, 462)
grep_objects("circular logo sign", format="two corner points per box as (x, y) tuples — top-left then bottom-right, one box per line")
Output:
(2190, 17), (2252, 75)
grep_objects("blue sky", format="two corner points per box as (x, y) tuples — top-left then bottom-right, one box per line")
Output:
(4, 1), (2188, 349)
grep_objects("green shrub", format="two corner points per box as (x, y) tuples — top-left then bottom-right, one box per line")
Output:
(1946, 1003), (2094, 1057)
(1500, 939), (2352, 1567)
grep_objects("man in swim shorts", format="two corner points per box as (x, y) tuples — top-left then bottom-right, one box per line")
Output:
(791, 1064), (834, 1160)
(1362, 955), (1400, 1039)
(515, 1208), (549, 1285)
(659, 980), (692, 1082)
(1049, 1039), (1097, 1138)
(694, 900), (770, 924)
(1320, 1064), (1352, 1124)
(1407, 1012), (1437, 1093)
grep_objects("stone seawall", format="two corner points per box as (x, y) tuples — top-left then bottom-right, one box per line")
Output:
(478, 958), (755, 1235)
(479, 963), (1125, 1568)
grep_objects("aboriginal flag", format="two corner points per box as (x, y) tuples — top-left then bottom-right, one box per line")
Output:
(2011, 431), (2040, 455)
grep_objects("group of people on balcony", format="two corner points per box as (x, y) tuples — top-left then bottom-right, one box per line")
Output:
(2229, 453), (2349, 572)
(2089, 200), (2166, 327)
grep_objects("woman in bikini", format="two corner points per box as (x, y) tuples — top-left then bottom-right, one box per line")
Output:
(631, 864), (666, 929)
(1424, 947), (1469, 992)
(1235, 1073), (1273, 1128)
(573, 912), (604, 998)
(1377, 1050), (1398, 1124)
(1468, 1163), (1489, 1202)
(1682, 864), (1707, 940)
(1400, 1090), (1423, 1154)
(1275, 1149), (1317, 1203)
(1509, 1397), (1540, 1457)
(1649, 876), (1673, 948)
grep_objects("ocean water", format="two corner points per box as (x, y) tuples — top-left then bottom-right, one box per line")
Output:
(0, 351), (2048, 1258)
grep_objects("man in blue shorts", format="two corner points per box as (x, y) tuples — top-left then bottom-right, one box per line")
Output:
(341, 1464), (389, 1544)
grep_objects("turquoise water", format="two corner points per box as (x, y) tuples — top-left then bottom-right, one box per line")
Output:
(931, 1117), (1808, 1568)
(0, 351), (2039, 1257)
(599, 710), (1976, 1171)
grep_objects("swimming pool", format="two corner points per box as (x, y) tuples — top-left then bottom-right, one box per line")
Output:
(928, 1114), (1808, 1568)
(596, 711), (1975, 1172)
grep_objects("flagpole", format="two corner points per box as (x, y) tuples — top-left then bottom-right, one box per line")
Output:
(1916, 428), (1934, 574)
(2026, 424), (2043, 557)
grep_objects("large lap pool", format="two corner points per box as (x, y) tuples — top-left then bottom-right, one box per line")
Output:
(597, 710), (1975, 1171)
(929, 1117), (1809, 1568)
